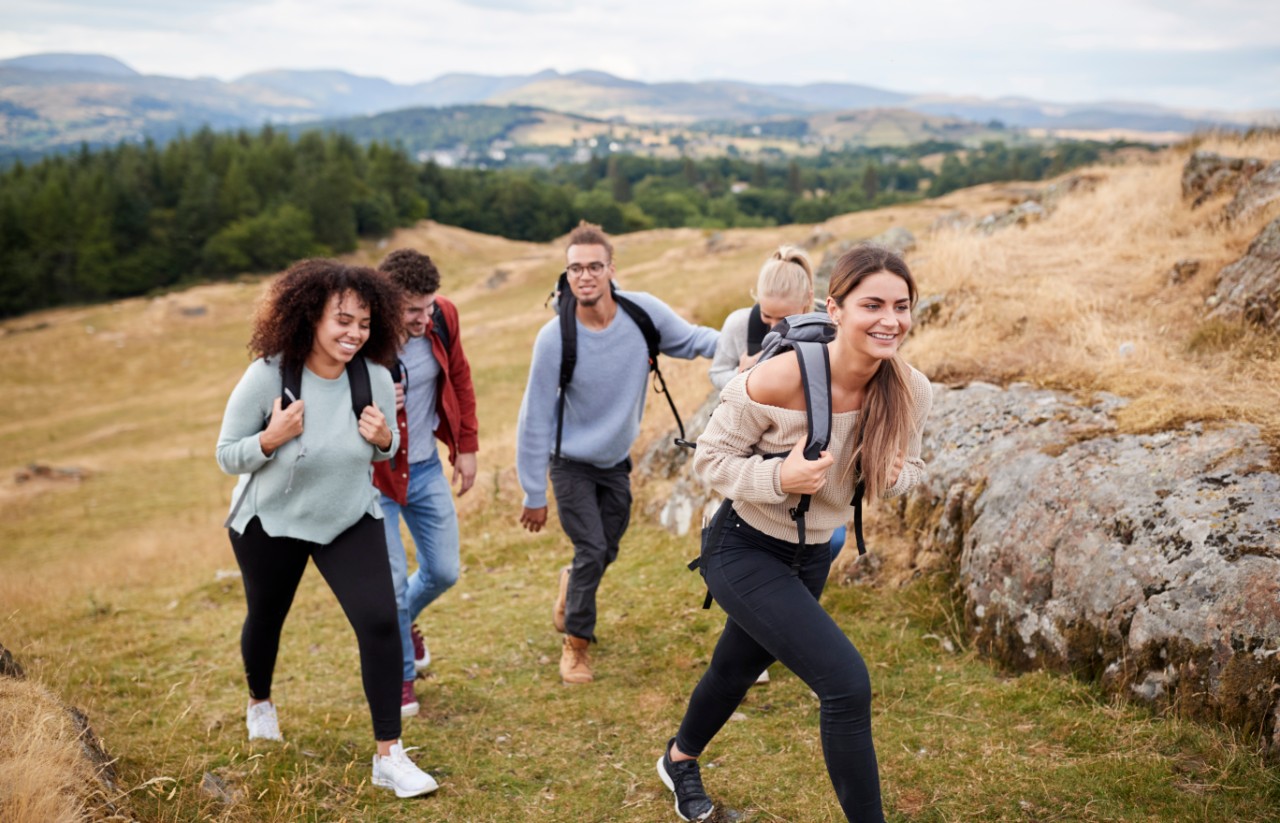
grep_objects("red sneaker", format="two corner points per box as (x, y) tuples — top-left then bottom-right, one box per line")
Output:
(410, 625), (430, 671)
(400, 679), (419, 718)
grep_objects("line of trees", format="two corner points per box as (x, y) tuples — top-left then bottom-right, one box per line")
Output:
(0, 126), (1139, 318)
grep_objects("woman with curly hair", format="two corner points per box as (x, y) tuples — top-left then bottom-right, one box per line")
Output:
(657, 245), (933, 822)
(215, 258), (437, 798)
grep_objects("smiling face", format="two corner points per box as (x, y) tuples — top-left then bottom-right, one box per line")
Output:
(828, 271), (913, 363)
(402, 291), (436, 338)
(309, 289), (371, 371)
(565, 243), (614, 308)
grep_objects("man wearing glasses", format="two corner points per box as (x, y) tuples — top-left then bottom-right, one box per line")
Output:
(374, 249), (479, 718)
(516, 221), (718, 685)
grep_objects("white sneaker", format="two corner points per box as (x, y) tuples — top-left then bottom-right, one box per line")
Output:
(246, 701), (283, 742)
(372, 741), (439, 798)
(753, 668), (770, 686)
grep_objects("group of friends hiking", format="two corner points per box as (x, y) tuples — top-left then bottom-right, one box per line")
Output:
(215, 220), (932, 820)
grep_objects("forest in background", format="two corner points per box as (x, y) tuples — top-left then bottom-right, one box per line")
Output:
(0, 125), (1143, 318)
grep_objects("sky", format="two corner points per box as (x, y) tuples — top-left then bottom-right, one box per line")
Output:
(2, 0), (1279, 112)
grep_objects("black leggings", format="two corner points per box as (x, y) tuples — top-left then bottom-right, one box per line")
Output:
(675, 509), (883, 822)
(229, 515), (402, 742)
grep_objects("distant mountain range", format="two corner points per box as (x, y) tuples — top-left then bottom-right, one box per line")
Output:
(2, 52), (1274, 162)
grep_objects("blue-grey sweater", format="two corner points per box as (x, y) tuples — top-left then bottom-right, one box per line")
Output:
(515, 291), (718, 508)
(216, 357), (398, 544)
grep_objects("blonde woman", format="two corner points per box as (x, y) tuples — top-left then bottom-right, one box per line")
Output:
(659, 246), (932, 822)
(709, 245), (815, 391)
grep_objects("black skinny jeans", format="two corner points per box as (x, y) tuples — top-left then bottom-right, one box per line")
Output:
(675, 508), (884, 822)
(229, 515), (402, 742)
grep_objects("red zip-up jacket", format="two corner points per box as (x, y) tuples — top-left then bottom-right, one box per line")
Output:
(372, 296), (478, 505)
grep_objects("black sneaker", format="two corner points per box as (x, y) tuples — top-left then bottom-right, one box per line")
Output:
(657, 737), (714, 822)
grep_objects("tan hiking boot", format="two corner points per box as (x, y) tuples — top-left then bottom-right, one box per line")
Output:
(559, 635), (593, 684)
(552, 565), (571, 633)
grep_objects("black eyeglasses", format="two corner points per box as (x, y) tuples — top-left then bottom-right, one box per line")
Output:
(566, 262), (607, 278)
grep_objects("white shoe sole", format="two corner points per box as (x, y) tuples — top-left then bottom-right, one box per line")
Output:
(401, 702), (420, 718)
(371, 774), (439, 798)
(656, 756), (714, 822)
(413, 658), (430, 671)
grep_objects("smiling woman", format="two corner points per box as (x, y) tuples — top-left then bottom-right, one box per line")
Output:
(214, 258), (441, 798)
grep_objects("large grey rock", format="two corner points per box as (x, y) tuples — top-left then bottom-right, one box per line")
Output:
(1224, 160), (1280, 224)
(1182, 151), (1267, 208)
(903, 382), (1280, 753)
(1208, 216), (1280, 329)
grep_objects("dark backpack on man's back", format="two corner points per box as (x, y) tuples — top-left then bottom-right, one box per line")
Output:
(548, 271), (690, 456)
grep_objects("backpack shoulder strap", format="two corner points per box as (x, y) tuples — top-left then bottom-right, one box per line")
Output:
(280, 359), (303, 411)
(555, 271), (576, 460)
(345, 355), (373, 418)
(431, 301), (452, 353)
(785, 340), (832, 573)
(614, 291), (689, 447)
(746, 303), (769, 356)
(613, 292), (660, 364)
(792, 340), (832, 459)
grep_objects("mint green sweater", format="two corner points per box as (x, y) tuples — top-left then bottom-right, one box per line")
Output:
(216, 357), (398, 544)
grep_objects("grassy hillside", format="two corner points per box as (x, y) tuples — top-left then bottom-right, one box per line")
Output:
(1, 133), (1278, 821)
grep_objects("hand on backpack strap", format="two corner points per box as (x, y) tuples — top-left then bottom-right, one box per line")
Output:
(779, 438), (833, 495)
(358, 404), (393, 451)
(261, 396), (304, 456)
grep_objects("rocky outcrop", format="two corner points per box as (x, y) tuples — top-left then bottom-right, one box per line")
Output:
(1224, 160), (1280, 224)
(902, 382), (1280, 753)
(1182, 151), (1267, 208)
(1208, 216), (1280, 329)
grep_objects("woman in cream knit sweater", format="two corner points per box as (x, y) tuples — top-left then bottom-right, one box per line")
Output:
(657, 245), (933, 822)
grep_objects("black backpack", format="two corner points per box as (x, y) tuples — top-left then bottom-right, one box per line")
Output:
(548, 271), (690, 457)
(689, 311), (866, 607)
(745, 303), (770, 356)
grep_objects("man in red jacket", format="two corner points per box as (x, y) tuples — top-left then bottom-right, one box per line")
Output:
(374, 249), (479, 718)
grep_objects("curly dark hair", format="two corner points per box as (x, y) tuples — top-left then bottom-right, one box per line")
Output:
(247, 258), (404, 371)
(378, 248), (440, 295)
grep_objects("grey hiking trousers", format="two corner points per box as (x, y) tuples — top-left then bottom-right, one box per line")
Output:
(549, 456), (632, 642)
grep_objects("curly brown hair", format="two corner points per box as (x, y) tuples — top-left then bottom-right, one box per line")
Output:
(378, 248), (441, 295)
(247, 258), (404, 371)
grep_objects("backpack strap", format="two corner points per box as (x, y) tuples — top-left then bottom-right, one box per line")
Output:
(687, 498), (733, 609)
(745, 303), (769, 356)
(786, 340), (832, 575)
(851, 457), (866, 555)
(615, 292), (688, 448)
(279, 357), (372, 420)
(430, 302), (452, 353)
(554, 279), (689, 456)
(280, 359), (303, 411)
(345, 355), (373, 419)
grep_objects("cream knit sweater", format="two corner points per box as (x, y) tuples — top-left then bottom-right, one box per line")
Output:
(693, 365), (933, 544)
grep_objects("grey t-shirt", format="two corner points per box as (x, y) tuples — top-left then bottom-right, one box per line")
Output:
(400, 334), (441, 463)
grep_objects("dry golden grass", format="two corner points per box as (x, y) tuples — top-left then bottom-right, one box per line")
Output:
(906, 136), (1280, 449)
(0, 678), (119, 823)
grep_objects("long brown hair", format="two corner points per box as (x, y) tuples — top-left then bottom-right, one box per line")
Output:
(828, 245), (918, 500)
(247, 258), (404, 371)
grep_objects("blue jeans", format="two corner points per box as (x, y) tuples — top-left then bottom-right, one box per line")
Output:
(830, 524), (847, 561)
(379, 448), (460, 681)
